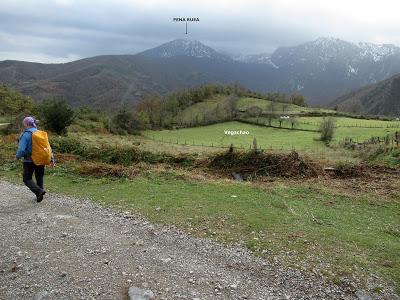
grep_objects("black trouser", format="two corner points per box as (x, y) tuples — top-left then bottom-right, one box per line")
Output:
(23, 162), (45, 196)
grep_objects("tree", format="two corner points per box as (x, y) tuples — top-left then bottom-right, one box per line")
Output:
(135, 95), (162, 128)
(266, 101), (277, 126)
(282, 103), (289, 114)
(290, 117), (298, 129)
(109, 107), (144, 135)
(37, 100), (75, 134)
(290, 93), (307, 107)
(319, 117), (336, 142)
(0, 85), (33, 122)
(226, 95), (239, 119)
(246, 106), (262, 117)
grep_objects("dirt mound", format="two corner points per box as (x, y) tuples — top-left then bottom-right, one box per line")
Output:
(207, 150), (321, 178)
(332, 164), (368, 178)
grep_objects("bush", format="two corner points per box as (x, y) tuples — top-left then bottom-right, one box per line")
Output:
(319, 117), (336, 142)
(37, 100), (75, 134)
(0, 85), (33, 120)
(107, 108), (144, 135)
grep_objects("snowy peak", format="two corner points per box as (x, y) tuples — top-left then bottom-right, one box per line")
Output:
(139, 39), (231, 61)
(311, 37), (351, 47)
(358, 42), (400, 62)
(292, 37), (400, 62)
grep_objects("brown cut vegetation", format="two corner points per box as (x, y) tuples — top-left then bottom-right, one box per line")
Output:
(206, 150), (321, 178)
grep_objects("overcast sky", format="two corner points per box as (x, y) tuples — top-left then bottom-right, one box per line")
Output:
(1, 0), (400, 63)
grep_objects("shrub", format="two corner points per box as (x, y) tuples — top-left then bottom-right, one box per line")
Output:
(108, 108), (144, 135)
(319, 117), (336, 142)
(37, 100), (75, 134)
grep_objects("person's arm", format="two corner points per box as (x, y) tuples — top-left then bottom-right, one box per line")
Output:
(15, 132), (29, 159)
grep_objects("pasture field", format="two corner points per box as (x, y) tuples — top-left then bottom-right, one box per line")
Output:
(236, 97), (335, 114)
(178, 95), (232, 124)
(177, 96), (335, 126)
(244, 117), (400, 143)
(65, 131), (358, 163)
(144, 121), (324, 151)
(68, 132), (217, 156)
(298, 116), (400, 129)
(144, 119), (399, 150)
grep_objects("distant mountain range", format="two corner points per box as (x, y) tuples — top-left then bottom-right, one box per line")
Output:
(331, 73), (400, 116)
(1, 37), (400, 112)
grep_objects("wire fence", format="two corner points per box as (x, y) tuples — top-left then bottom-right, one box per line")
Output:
(298, 121), (400, 129)
(149, 130), (400, 154)
(341, 132), (400, 149)
(239, 119), (318, 132)
(248, 118), (400, 130)
(148, 135), (302, 152)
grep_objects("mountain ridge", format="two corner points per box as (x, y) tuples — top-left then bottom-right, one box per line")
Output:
(331, 73), (400, 116)
(1, 37), (400, 112)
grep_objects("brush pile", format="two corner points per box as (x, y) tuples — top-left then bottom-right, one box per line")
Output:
(207, 150), (321, 178)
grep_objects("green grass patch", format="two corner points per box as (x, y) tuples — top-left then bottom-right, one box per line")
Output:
(144, 121), (324, 151)
(242, 116), (400, 146)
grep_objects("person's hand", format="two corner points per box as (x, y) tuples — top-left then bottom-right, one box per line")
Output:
(49, 161), (56, 168)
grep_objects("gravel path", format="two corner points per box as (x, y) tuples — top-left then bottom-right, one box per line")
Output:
(0, 180), (397, 300)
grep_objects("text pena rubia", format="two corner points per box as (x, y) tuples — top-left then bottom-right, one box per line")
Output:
(173, 17), (200, 22)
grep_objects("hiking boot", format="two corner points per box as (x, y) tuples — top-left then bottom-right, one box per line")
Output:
(36, 190), (46, 203)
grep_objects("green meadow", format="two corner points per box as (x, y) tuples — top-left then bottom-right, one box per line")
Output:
(144, 121), (323, 150)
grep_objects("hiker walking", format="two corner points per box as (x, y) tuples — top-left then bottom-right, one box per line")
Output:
(15, 117), (55, 202)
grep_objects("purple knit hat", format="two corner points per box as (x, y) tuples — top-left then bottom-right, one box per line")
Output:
(23, 116), (37, 128)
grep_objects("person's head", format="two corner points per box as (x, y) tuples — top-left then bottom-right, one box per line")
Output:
(22, 116), (37, 129)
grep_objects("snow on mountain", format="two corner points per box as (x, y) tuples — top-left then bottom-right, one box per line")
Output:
(139, 39), (231, 61)
(232, 53), (279, 68)
(358, 42), (400, 62)
(137, 36), (400, 105)
(249, 38), (400, 68)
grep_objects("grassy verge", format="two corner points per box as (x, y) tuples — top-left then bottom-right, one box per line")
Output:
(0, 160), (399, 294)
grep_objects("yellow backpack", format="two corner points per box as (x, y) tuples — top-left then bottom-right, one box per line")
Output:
(31, 130), (52, 166)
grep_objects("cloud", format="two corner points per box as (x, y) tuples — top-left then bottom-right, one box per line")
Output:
(0, 0), (399, 62)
